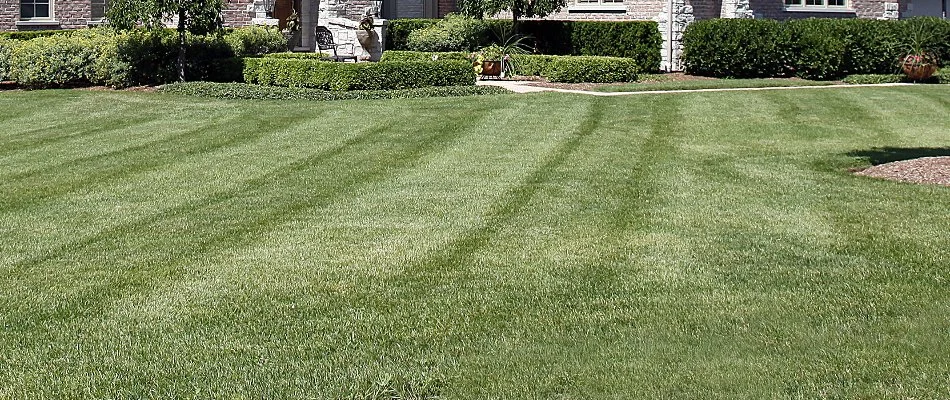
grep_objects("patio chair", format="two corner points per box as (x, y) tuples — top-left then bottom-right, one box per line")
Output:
(315, 26), (358, 62)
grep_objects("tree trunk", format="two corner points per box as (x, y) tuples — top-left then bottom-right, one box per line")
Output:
(177, 8), (187, 82)
(511, 8), (521, 34)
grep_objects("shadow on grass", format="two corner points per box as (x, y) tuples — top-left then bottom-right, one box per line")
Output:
(848, 147), (950, 165)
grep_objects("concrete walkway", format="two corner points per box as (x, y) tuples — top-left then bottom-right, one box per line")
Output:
(476, 80), (916, 96)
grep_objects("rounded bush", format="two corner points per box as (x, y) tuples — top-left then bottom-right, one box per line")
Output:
(223, 26), (288, 56)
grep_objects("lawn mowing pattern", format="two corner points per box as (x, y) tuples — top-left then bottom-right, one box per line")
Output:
(592, 78), (839, 92)
(1, 87), (949, 398)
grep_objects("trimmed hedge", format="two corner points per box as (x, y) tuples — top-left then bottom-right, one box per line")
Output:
(0, 29), (75, 41)
(223, 25), (289, 56)
(682, 17), (950, 79)
(379, 50), (470, 62)
(0, 27), (288, 88)
(243, 57), (475, 90)
(386, 18), (661, 72)
(160, 81), (511, 101)
(263, 52), (332, 60)
(535, 56), (638, 83)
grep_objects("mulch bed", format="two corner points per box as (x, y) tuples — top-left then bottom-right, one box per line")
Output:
(855, 156), (950, 187)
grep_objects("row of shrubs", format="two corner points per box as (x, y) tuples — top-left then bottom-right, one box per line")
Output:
(379, 50), (638, 83)
(682, 17), (950, 79)
(161, 81), (511, 101)
(387, 16), (661, 72)
(0, 26), (286, 87)
(242, 58), (475, 90)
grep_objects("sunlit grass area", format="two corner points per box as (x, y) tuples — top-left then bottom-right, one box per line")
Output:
(1, 86), (949, 398)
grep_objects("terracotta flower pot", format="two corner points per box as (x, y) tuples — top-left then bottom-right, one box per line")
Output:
(481, 60), (502, 77)
(901, 54), (937, 81)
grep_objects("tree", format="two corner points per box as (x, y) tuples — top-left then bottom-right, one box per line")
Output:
(458, 0), (565, 28)
(108, 0), (223, 82)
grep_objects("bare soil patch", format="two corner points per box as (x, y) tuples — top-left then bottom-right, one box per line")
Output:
(855, 156), (950, 187)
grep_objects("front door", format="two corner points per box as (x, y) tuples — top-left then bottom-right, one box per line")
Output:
(905, 0), (947, 18)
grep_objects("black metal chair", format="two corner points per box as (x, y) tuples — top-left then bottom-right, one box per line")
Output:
(315, 26), (358, 62)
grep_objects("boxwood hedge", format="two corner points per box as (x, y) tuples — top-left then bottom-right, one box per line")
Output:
(160, 81), (510, 101)
(243, 57), (475, 90)
(682, 17), (950, 79)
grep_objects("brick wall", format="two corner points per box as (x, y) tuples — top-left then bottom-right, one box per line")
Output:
(1, 1), (16, 31)
(437, 0), (455, 17)
(222, 0), (255, 27)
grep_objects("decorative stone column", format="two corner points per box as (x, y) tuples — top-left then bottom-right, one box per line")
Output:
(882, 2), (900, 19)
(656, 0), (694, 72)
(299, 0), (320, 51)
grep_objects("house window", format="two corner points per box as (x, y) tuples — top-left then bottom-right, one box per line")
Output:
(20, 0), (51, 19)
(785, 0), (848, 8)
(91, 0), (108, 20)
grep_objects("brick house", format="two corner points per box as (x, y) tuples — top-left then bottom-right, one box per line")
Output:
(1, 0), (945, 69)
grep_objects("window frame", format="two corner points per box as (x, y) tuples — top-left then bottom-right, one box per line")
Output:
(91, 0), (108, 21)
(20, 0), (54, 20)
(784, 0), (852, 12)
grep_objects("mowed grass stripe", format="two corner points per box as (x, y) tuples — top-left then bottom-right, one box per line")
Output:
(0, 87), (948, 398)
(0, 98), (500, 329)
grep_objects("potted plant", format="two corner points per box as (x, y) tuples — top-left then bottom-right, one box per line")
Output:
(470, 35), (530, 80)
(900, 21), (940, 81)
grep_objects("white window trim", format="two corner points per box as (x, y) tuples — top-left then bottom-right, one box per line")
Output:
(18, 0), (55, 21)
(569, 0), (626, 12)
(784, 0), (855, 12)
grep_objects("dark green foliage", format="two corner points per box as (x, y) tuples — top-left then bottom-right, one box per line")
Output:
(842, 74), (905, 84)
(388, 19), (660, 72)
(1, 27), (274, 88)
(541, 56), (638, 83)
(682, 17), (950, 79)
(116, 29), (236, 85)
(385, 19), (440, 51)
(380, 50), (471, 62)
(223, 25), (289, 56)
(0, 38), (11, 81)
(509, 54), (557, 76)
(406, 14), (490, 52)
(6, 28), (128, 88)
(160, 81), (510, 100)
(519, 20), (661, 71)
(785, 19), (846, 80)
(263, 52), (332, 60)
(243, 58), (475, 91)
(681, 18), (789, 78)
(0, 29), (76, 40)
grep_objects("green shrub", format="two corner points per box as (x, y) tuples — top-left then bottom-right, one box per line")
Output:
(380, 50), (470, 62)
(839, 19), (903, 75)
(842, 74), (905, 84)
(388, 19), (661, 71)
(0, 29), (75, 41)
(406, 14), (489, 52)
(386, 19), (441, 51)
(0, 38), (12, 81)
(543, 56), (638, 83)
(509, 54), (557, 76)
(160, 81), (510, 101)
(681, 18), (790, 78)
(683, 18), (950, 79)
(518, 20), (662, 72)
(785, 19), (846, 80)
(223, 26), (288, 56)
(263, 52), (331, 60)
(116, 29), (237, 85)
(243, 58), (475, 91)
(7, 28), (127, 87)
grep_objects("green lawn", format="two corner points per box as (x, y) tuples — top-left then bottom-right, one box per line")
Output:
(592, 77), (840, 92)
(1, 87), (949, 399)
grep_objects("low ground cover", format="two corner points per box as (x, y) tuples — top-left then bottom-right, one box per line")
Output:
(1, 87), (949, 398)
